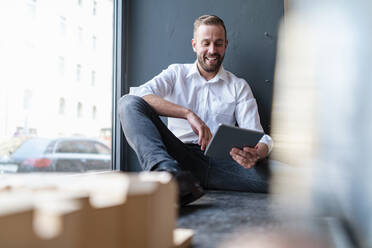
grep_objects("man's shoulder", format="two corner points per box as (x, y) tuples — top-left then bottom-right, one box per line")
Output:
(163, 63), (194, 79)
(223, 69), (249, 86)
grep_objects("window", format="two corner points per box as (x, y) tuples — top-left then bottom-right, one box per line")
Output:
(27, 0), (37, 19)
(76, 64), (82, 81)
(59, 98), (65, 115)
(77, 26), (83, 42)
(91, 70), (96, 86)
(59, 16), (66, 36)
(58, 56), (65, 76)
(94, 142), (110, 155)
(23, 90), (32, 110)
(77, 102), (83, 118)
(45, 140), (57, 154)
(92, 35), (97, 50)
(56, 140), (96, 154)
(0, 0), (115, 173)
(93, 1), (97, 16)
(92, 105), (97, 119)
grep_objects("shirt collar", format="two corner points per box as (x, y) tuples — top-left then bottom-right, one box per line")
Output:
(186, 61), (228, 83)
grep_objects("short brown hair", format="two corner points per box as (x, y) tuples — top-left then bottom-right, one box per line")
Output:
(193, 15), (227, 39)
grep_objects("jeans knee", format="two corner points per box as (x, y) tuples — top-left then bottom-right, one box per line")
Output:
(118, 94), (153, 120)
(119, 94), (141, 113)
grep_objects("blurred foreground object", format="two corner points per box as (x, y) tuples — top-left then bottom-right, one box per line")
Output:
(0, 172), (192, 248)
(271, 0), (372, 247)
(221, 228), (329, 248)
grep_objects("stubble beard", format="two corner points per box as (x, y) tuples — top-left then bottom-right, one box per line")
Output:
(197, 53), (224, 73)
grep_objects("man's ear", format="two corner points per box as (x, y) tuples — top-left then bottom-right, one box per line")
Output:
(225, 39), (229, 49)
(192, 38), (197, 52)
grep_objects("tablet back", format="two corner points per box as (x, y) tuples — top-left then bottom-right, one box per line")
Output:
(204, 124), (264, 161)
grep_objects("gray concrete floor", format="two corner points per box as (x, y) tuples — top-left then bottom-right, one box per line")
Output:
(177, 191), (283, 248)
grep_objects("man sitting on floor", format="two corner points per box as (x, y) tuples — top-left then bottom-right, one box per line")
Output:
(118, 15), (273, 205)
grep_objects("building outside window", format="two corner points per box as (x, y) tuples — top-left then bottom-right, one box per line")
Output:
(27, 0), (37, 19)
(59, 98), (65, 115)
(92, 106), (97, 120)
(58, 56), (65, 76)
(59, 16), (66, 36)
(0, 0), (114, 173)
(92, 35), (97, 50)
(77, 26), (83, 43)
(77, 102), (83, 118)
(76, 64), (82, 81)
(23, 90), (32, 110)
(93, 1), (97, 16)
(91, 70), (96, 86)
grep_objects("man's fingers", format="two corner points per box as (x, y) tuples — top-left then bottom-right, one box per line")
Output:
(200, 135), (206, 150)
(243, 147), (260, 161)
(231, 148), (251, 158)
(230, 153), (254, 169)
(199, 126), (212, 151)
(230, 148), (257, 169)
(198, 134), (203, 147)
(231, 147), (258, 161)
(187, 112), (212, 151)
(201, 131), (210, 151)
(230, 152), (245, 165)
(243, 147), (257, 157)
(198, 129), (205, 150)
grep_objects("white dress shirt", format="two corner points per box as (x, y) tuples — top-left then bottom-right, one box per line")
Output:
(129, 62), (273, 152)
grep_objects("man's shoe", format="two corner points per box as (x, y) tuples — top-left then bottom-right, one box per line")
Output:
(174, 171), (205, 206)
(154, 161), (205, 206)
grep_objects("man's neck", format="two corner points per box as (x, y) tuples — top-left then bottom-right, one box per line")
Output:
(197, 63), (218, 81)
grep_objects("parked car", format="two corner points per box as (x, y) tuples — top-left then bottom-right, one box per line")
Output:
(0, 137), (111, 173)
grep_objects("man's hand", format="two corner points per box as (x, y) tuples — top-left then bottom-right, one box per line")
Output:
(230, 142), (269, 169)
(186, 111), (212, 151)
(142, 95), (212, 150)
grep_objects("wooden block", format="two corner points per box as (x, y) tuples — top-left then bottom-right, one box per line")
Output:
(34, 197), (83, 248)
(0, 204), (39, 248)
(0, 192), (82, 248)
(140, 172), (177, 248)
(118, 172), (177, 248)
(0, 172), (181, 248)
(74, 173), (129, 248)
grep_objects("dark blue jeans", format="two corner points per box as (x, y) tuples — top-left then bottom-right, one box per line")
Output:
(118, 95), (270, 193)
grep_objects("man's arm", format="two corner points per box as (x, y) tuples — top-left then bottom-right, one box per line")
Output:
(142, 94), (212, 150)
(231, 79), (272, 168)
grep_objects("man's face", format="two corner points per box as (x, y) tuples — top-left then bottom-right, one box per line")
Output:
(192, 24), (228, 74)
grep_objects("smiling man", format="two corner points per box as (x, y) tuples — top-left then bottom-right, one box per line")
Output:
(119, 15), (273, 205)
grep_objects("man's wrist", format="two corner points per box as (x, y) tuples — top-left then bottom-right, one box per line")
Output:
(256, 142), (269, 159)
(184, 109), (193, 119)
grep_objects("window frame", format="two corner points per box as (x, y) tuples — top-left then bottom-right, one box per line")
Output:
(112, 0), (129, 171)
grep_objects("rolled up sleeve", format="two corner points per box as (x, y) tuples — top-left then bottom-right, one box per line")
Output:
(129, 65), (176, 98)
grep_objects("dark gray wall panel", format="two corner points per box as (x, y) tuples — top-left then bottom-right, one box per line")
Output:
(125, 0), (283, 171)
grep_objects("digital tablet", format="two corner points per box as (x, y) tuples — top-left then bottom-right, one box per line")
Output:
(204, 124), (264, 160)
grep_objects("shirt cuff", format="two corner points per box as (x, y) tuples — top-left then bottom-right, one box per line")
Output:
(129, 86), (154, 97)
(259, 134), (274, 154)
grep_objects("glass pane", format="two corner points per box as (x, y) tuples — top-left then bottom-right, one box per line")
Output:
(0, 0), (113, 173)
